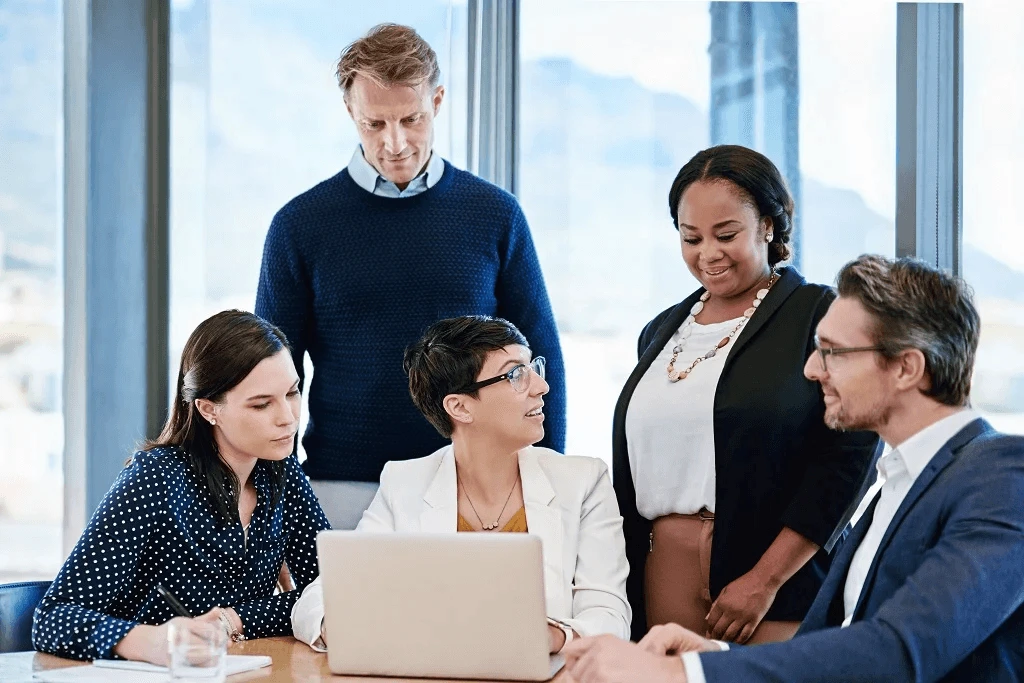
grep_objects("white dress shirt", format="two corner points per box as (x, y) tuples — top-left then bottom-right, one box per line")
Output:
(346, 145), (444, 197)
(291, 445), (632, 650)
(625, 317), (743, 518)
(840, 408), (979, 626)
(682, 408), (979, 683)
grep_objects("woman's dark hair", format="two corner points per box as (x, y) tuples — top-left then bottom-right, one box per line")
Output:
(668, 144), (794, 266)
(144, 310), (291, 524)
(403, 315), (528, 438)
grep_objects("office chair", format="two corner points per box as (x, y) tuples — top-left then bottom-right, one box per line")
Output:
(0, 581), (51, 653)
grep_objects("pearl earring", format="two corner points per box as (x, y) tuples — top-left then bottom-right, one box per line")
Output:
(209, 419), (217, 426)
(765, 233), (773, 243)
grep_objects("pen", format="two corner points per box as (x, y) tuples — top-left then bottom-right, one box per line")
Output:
(156, 584), (193, 618)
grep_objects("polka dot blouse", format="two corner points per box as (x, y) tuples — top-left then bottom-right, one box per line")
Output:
(32, 447), (331, 660)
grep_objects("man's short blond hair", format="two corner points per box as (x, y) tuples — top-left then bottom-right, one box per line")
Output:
(336, 23), (441, 99)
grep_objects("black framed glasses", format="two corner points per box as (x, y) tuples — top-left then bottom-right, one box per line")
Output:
(813, 336), (889, 372)
(457, 356), (546, 394)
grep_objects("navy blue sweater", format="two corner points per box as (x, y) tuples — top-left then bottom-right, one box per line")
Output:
(256, 161), (565, 482)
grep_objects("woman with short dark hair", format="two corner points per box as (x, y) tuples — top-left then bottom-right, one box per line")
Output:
(614, 145), (879, 644)
(292, 315), (630, 653)
(33, 310), (330, 663)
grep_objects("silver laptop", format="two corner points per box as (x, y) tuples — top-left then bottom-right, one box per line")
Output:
(317, 531), (565, 681)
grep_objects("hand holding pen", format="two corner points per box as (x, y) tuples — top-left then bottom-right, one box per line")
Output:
(110, 584), (227, 666)
(158, 583), (245, 645)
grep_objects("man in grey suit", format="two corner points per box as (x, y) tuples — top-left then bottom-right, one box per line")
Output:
(564, 254), (1024, 683)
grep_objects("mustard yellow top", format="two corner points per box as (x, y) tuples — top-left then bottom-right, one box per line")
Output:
(457, 506), (528, 533)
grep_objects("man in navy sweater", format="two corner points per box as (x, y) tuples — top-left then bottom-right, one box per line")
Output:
(255, 24), (565, 529)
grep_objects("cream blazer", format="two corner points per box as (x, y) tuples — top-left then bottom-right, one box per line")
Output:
(292, 445), (631, 649)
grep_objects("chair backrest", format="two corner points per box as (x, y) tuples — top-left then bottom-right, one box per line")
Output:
(0, 581), (52, 653)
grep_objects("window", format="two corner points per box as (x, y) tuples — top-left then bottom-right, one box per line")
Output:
(519, 1), (896, 465)
(520, 0), (712, 464)
(796, 3), (896, 287)
(963, 0), (1024, 435)
(169, 0), (468, 454)
(0, 0), (64, 582)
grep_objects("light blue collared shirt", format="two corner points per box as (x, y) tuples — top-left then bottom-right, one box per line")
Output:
(346, 145), (445, 198)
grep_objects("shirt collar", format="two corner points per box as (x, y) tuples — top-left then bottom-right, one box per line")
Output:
(347, 145), (443, 195)
(882, 409), (980, 481)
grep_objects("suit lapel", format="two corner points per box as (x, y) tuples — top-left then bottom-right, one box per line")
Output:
(824, 492), (880, 627)
(798, 491), (880, 632)
(722, 266), (804, 374)
(610, 293), (696, 487)
(634, 298), (698, 384)
(420, 447), (458, 533)
(519, 448), (565, 614)
(850, 418), (991, 620)
(614, 267), (804, 436)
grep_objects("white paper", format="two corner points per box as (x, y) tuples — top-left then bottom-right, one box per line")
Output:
(94, 654), (271, 675)
(33, 667), (166, 682)
(34, 654), (272, 682)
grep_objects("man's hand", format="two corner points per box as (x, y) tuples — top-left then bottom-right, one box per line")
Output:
(563, 635), (687, 683)
(640, 623), (720, 656)
(706, 568), (778, 643)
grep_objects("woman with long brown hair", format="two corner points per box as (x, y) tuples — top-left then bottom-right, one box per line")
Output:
(33, 310), (330, 663)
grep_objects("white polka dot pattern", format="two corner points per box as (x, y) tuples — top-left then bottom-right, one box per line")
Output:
(31, 447), (331, 660)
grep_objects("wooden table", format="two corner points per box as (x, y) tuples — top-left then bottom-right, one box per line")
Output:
(0, 637), (574, 682)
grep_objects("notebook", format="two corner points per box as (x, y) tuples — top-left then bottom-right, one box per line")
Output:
(33, 654), (271, 682)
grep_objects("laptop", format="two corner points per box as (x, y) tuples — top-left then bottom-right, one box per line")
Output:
(317, 531), (565, 681)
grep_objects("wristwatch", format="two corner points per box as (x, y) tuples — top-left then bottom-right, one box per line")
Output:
(547, 617), (574, 652)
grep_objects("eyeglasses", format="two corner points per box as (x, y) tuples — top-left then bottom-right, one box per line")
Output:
(813, 336), (889, 372)
(457, 356), (546, 394)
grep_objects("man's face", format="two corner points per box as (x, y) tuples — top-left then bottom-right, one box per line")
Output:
(345, 75), (444, 190)
(804, 296), (895, 433)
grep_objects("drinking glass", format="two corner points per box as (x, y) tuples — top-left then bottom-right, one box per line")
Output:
(168, 620), (227, 682)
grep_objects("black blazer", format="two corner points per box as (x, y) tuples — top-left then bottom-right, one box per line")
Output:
(612, 267), (879, 639)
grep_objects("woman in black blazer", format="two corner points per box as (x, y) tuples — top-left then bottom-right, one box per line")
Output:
(613, 145), (878, 644)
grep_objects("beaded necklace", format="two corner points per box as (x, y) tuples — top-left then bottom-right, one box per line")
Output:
(666, 271), (778, 382)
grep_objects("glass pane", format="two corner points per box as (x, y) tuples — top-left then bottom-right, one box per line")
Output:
(963, 0), (1024, 435)
(169, 0), (468, 456)
(519, 1), (896, 465)
(796, 3), (896, 286)
(520, 0), (711, 465)
(0, 0), (64, 582)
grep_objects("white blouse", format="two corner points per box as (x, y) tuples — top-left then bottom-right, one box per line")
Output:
(625, 317), (743, 520)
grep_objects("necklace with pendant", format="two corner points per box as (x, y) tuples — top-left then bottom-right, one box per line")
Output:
(666, 271), (778, 382)
(457, 469), (519, 531)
